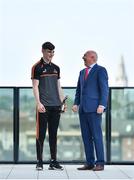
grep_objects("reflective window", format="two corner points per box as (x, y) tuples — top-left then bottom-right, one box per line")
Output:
(19, 88), (36, 161)
(111, 89), (134, 161)
(0, 88), (13, 161)
(19, 88), (106, 161)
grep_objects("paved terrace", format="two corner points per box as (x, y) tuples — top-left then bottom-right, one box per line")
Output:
(0, 165), (134, 179)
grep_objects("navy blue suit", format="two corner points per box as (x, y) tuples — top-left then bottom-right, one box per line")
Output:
(74, 64), (109, 165)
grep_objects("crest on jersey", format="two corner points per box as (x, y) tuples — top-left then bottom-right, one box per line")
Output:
(53, 69), (58, 73)
(43, 69), (47, 73)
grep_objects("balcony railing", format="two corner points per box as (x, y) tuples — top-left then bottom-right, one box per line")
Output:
(0, 87), (134, 164)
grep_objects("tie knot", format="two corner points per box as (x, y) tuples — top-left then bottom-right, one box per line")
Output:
(86, 66), (91, 70)
(85, 67), (91, 71)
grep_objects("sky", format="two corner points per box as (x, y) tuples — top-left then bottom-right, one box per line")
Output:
(0, 0), (134, 87)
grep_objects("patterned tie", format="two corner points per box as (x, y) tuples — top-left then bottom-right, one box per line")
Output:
(84, 67), (90, 80)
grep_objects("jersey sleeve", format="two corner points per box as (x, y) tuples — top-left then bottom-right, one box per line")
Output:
(31, 65), (40, 80)
(57, 67), (60, 79)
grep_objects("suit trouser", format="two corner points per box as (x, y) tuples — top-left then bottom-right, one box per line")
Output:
(36, 106), (60, 162)
(79, 111), (104, 165)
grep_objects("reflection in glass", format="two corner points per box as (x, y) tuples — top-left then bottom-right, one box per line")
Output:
(111, 89), (134, 161)
(0, 88), (13, 161)
(19, 88), (36, 161)
(19, 88), (106, 161)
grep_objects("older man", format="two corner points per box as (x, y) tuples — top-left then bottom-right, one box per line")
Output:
(72, 51), (109, 171)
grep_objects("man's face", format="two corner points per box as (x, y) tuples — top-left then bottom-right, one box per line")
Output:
(83, 51), (97, 67)
(42, 48), (55, 62)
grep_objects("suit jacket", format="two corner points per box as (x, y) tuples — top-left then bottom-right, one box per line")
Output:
(74, 64), (109, 112)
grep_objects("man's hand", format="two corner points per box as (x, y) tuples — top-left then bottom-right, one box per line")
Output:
(64, 104), (67, 112)
(37, 102), (46, 113)
(97, 105), (105, 114)
(72, 105), (78, 112)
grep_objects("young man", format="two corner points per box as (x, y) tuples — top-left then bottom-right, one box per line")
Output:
(31, 42), (65, 170)
(72, 50), (109, 171)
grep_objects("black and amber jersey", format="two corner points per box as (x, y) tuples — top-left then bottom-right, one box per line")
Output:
(31, 58), (61, 106)
(31, 58), (60, 80)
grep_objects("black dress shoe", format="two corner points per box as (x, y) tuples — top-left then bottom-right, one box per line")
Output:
(77, 165), (94, 170)
(93, 165), (104, 171)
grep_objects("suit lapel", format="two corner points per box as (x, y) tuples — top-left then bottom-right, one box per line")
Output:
(80, 69), (85, 87)
(80, 64), (98, 88)
(88, 64), (98, 78)
(83, 64), (98, 86)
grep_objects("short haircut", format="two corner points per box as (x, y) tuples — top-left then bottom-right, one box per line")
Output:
(87, 50), (98, 60)
(42, 42), (55, 50)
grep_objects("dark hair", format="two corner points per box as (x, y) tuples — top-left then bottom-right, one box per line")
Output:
(42, 42), (55, 50)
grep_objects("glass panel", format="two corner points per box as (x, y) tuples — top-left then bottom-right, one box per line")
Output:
(0, 88), (13, 161)
(102, 113), (106, 161)
(58, 89), (106, 161)
(111, 89), (134, 161)
(19, 88), (36, 161)
(19, 88), (106, 162)
(57, 88), (83, 160)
